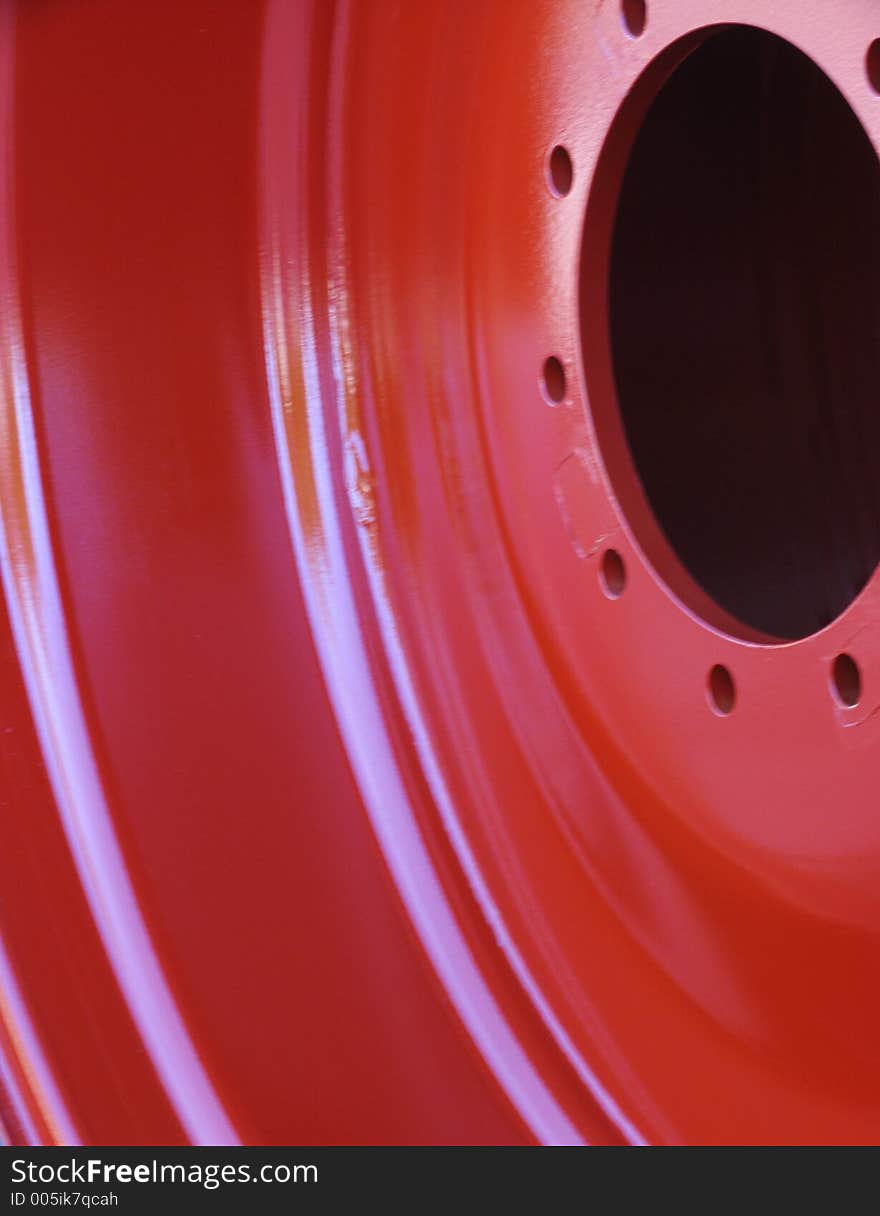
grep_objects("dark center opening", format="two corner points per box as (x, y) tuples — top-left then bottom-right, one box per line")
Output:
(605, 27), (880, 640)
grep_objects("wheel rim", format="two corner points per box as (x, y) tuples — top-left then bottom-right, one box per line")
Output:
(263, 0), (880, 1142)
(0, 0), (878, 1145)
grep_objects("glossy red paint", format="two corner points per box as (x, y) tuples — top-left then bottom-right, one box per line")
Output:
(1, 0), (879, 1146)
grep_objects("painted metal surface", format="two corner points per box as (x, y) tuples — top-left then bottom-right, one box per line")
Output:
(0, 0), (878, 1146)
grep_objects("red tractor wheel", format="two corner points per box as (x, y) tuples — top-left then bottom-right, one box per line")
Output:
(1, 0), (879, 1145)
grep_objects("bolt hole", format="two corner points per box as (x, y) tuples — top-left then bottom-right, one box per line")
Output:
(548, 145), (573, 197)
(600, 548), (627, 598)
(622, 0), (647, 38)
(541, 356), (566, 405)
(832, 653), (861, 707)
(868, 40), (880, 93)
(708, 664), (736, 715)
